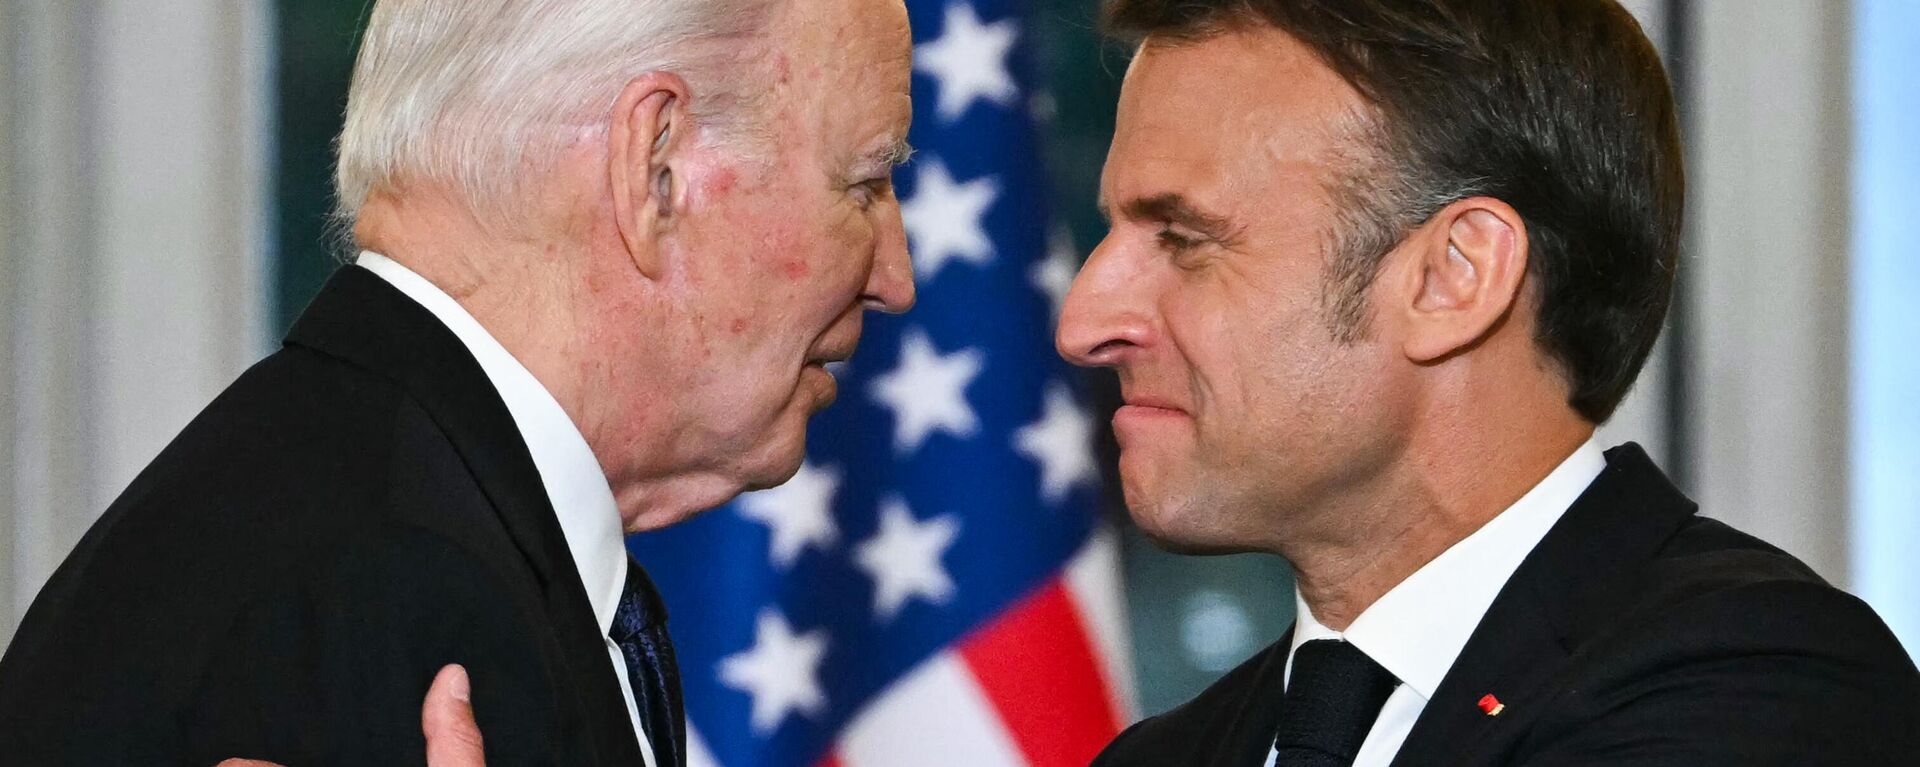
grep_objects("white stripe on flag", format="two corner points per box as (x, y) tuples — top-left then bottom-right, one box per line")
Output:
(685, 721), (720, 767)
(1064, 526), (1139, 721)
(838, 652), (1030, 767)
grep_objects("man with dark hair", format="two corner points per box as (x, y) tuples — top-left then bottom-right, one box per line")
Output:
(1060, 0), (1920, 765)
(202, 2), (1916, 765)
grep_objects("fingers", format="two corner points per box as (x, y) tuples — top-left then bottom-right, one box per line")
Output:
(422, 664), (487, 767)
(215, 761), (283, 767)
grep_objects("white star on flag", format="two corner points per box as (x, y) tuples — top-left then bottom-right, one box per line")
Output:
(737, 461), (841, 569)
(855, 497), (961, 621)
(901, 159), (999, 282)
(1015, 383), (1099, 503)
(1032, 224), (1079, 318)
(717, 609), (830, 735)
(869, 328), (984, 453)
(914, 2), (1021, 121)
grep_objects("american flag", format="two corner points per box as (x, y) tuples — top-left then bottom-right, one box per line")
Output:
(624, 1), (1135, 765)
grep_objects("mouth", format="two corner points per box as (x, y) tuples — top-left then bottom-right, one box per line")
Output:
(803, 344), (856, 394)
(806, 307), (867, 371)
(1114, 403), (1188, 423)
(1112, 393), (1190, 443)
(1117, 393), (1187, 415)
(806, 351), (854, 370)
(801, 361), (842, 409)
(806, 334), (861, 369)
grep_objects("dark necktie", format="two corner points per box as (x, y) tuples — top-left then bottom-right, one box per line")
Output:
(1271, 639), (1399, 767)
(610, 557), (684, 767)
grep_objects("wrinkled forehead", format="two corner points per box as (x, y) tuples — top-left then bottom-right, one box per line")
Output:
(768, 0), (914, 140)
(794, 0), (912, 61)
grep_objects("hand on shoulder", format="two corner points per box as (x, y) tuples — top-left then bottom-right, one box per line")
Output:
(215, 664), (486, 767)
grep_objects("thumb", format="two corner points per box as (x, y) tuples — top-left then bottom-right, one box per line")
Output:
(422, 664), (487, 767)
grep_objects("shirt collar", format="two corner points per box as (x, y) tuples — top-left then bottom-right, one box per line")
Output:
(356, 252), (628, 635)
(1287, 437), (1607, 699)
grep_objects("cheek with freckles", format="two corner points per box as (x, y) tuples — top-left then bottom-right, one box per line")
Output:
(820, 205), (877, 283)
(761, 201), (873, 327)
(702, 166), (738, 197)
(683, 156), (873, 353)
(694, 180), (810, 309)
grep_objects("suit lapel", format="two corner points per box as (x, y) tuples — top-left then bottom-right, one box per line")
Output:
(1388, 443), (1698, 767)
(286, 266), (646, 766)
(1382, 572), (1567, 767)
(1210, 629), (1294, 767)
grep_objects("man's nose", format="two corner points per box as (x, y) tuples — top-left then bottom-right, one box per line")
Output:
(1056, 236), (1151, 368)
(863, 201), (916, 314)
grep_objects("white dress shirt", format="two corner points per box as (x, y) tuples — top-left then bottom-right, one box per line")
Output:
(1265, 438), (1607, 767)
(358, 253), (657, 767)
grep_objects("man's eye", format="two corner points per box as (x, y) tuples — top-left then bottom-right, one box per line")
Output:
(853, 178), (891, 210)
(1156, 228), (1202, 252)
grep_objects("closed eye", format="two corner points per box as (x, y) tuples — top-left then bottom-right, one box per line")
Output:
(1157, 227), (1203, 252)
(853, 177), (894, 210)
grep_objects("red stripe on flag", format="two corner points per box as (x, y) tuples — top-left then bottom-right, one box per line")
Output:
(815, 752), (844, 767)
(958, 579), (1124, 766)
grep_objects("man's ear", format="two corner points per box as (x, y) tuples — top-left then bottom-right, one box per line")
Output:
(608, 72), (692, 279)
(1397, 197), (1530, 363)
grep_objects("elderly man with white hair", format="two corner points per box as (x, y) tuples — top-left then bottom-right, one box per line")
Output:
(0, 0), (915, 763)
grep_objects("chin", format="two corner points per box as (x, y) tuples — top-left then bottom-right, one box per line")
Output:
(743, 454), (805, 492)
(1125, 492), (1209, 554)
(1123, 476), (1267, 556)
(627, 503), (718, 534)
(738, 422), (811, 492)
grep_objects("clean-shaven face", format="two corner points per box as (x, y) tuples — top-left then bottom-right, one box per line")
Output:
(655, 0), (916, 494)
(1057, 28), (1415, 553)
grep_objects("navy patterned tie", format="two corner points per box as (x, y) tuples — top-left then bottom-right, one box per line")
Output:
(1272, 639), (1399, 767)
(610, 557), (684, 767)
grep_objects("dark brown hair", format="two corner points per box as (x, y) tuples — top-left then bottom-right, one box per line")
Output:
(1107, 0), (1685, 423)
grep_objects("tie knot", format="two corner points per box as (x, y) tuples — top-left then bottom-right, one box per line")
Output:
(611, 558), (669, 643)
(1272, 639), (1399, 766)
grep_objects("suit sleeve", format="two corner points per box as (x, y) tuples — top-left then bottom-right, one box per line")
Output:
(1089, 719), (1153, 767)
(180, 524), (561, 767)
(1518, 579), (1920, 767)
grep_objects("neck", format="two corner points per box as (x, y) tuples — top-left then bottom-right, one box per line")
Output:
(1283, 407), (1593, 631)
(358, 190), (594, 410)
(357, 189), (728, 532)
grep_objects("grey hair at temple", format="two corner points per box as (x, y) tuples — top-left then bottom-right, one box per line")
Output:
(336, 0), (777, 225)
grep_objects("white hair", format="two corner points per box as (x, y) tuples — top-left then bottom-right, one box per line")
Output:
(335, 0), (775, 224)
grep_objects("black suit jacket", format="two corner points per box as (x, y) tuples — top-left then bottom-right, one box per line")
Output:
(0, 266), (662, 766)
(1094, 444), (1920, 766)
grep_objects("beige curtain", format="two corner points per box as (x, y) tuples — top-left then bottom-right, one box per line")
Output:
(1685, 0), (1854, 584)
(0, 0), (273, 645)
(1592, 0), (1855, 586)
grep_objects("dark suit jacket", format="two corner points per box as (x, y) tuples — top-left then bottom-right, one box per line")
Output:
(1095, 444), (1920, 766)
(0, 266), (662, 766)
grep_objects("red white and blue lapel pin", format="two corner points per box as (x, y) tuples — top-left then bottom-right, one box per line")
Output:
(1477, 694), (1507, 717)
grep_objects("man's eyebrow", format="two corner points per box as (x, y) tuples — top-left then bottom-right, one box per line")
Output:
(869, 139), (916, 168)
(1121, 193), (1236, 239)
